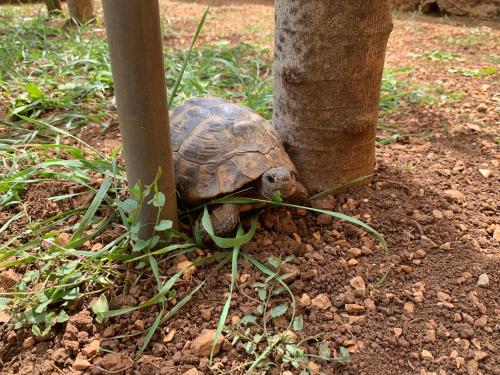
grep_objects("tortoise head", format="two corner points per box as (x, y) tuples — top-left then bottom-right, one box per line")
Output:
(260, 167), (297, 200)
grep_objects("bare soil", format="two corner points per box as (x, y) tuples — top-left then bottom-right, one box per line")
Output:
(0, 1), (499, 375)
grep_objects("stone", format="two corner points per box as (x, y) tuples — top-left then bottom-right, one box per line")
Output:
(348, 247), (362, 257)
(345, 304), (365, 314)
(73, 357), (91, 371)
(424, 329), (436, 342)
(200, 308), (212, 321)
(444, 189), (465, 202)
(364, 298), (376, 310)
(477, 274), (489, 287)
(299, 293), (311, 307)
(22, 337), (36, 349)
(404, 302), (415, 314)
(191, 329), (224, 357)
(164, 329), (176, 343)
(393, 327), (403, 337)
(478, 169), (492, 178)
(421, 349), (434, 361)
(82, 339), (100, 357)
(95, 353), (129, 371)
(400, 265), (413, 274)
(493, 225), (500, 241)
(176, 260), (196, 280)
(0, 270), (20, 290)
(307, 361), (321, 374)
(350, 276), (366, 297)
(413, 291), (424, 303)
(311, 294), (332, 310)
(474, 315), (488, 328)
(182, 369), (199, 375)
(436, 291), (451, 302)
(347, 259), (359, 266)
(474, 351), (488, 361)
(51, 348), (68, 363)
(415, 249), (427, 258)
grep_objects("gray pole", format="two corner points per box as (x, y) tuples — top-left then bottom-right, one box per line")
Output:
(102, 0), (178, 237)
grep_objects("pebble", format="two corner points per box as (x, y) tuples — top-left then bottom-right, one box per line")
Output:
(424, 329), (436, 342)
(400, 265), (413, 274)
(436, 291), (451, 302)
(393, 327), (403, 337)
(73, 357), (91, 371)
(349, 276), (366, 297)
(415, 249), (427, 258)
(474, 351), (488, 361)
(404, 302), (415, 315)
(22, 336), (36, 349)
(413, 291), (425, 303)
(191, 329), (224, 357)
(493, 225), (500, 241)
(478, 169), (492, 178)
(176, 260), (197, 280)
(477, 273), (489, 287)
(200, 308), (213, 322)
(307, 361), (321, 374)
(421, 349), (434, 361)
(474, 315), (488, 328)
(348, 248), (362, 257)
(299, 293), (311, 307)
(82, 339), (100, 357)
(163, 329), (176, 343)
(443, 189), (465, 202)
(364, 298), (376, 310)
(440, 242), (452, 251)
(182, 369), (199, 375)
(432, 210), (444, 219)
(347, 259), (359, 266)
(311, 294), (332, 310)
(345, 304), (365, 314)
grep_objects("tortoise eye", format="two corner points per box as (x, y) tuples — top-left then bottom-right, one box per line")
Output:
(266, 175), (275, 183)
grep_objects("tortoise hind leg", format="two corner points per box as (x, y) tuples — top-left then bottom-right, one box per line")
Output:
(200, 203), (240, 244)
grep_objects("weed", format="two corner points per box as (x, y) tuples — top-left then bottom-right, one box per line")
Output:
(448, 66), (497, 78)
(423, 50), (461, 62)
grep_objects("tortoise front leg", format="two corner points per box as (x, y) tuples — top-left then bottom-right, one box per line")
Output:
(200, 203), (240, 244)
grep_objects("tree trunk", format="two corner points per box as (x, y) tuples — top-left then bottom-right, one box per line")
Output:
(67, 0), (95, 24)
(45, 0), (62, 15)
(273, 0), (393, 193)
(102, 0), (178, 237)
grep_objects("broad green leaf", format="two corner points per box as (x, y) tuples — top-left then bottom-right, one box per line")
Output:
(270, 304), (288, 318)
(319, 341), (331, 360)
(154, 220), (173, 231)
(293, 315), (304, 331)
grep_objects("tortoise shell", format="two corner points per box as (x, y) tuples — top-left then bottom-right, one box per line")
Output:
(170, 96), (297, 204)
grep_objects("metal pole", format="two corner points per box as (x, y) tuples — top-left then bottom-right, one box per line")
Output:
(102, 0), (178, 237)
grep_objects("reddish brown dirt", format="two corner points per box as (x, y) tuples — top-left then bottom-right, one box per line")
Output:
(1, 2), (499, 375)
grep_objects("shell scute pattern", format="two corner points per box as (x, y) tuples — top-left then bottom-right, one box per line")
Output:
(170, 96), (296, 204)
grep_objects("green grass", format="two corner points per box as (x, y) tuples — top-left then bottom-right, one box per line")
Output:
(0, 8), (391, 370)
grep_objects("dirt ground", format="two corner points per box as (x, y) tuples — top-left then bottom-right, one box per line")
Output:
(1, 1), (499, 374)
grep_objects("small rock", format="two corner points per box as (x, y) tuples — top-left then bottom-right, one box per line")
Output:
(239, 274), (251, 283)
(456, 357), (465, 368)
(440, 242), (452, 251)
(493, 225), (500, 241)
(444, 189), (465, 202)
(135, 319), (145, 330)
(191, 329), (224, 357)
(200, 308), (212, 322)
(82, 339), (100, 357)
(393, 327), (402, 337)
(364, 298), (376, 310)
(413, 291), (425, 303)
(477, 274), (489, 287)
(51, 348), (68, 363)
(420, 235), (437, 248)
(176, 260), (197, 280)
(345, 304), (365, 314)
(400, 265), (413, 274)
(478, 169), (491, 178)
(307, 361), (321, 374)
(348, 247), (362, 257)
(347, 259), (358, 266)
(317, 214), (332, 225)
(421, 349), (434, 361)
(424, 329), (436, 342)
(432, 210), (444, 219)
(182, 369), (199, 375)
(349, 276), (366, 297)
(292, 232), (302, 243)
(163, 329), (176, 343)
(230, 316), (240, 325)
(404, 302), (415, 315)
(415, 249), (427, 258)
(22, 337), (36, 349)
(474, 351), (488, 361)
(299, 293), (311, 307)
(95, 353), (129, 371)
(436, 291), (451, 302)
(474, 315), (488, 328)
(0, 270), (20, 290)
(73, 357), (91, 371)
(311, 294), (332, 310)
(466, 359), (479, 374)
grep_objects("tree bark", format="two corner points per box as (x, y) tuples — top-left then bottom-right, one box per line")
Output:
(45, 0), (62, 15)
(67, 0), (95, 24)
(273, 0), (393, 193)
(102, 0), (178, 237)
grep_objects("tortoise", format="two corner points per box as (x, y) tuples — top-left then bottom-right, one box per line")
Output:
(170, 96), (307, 239)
